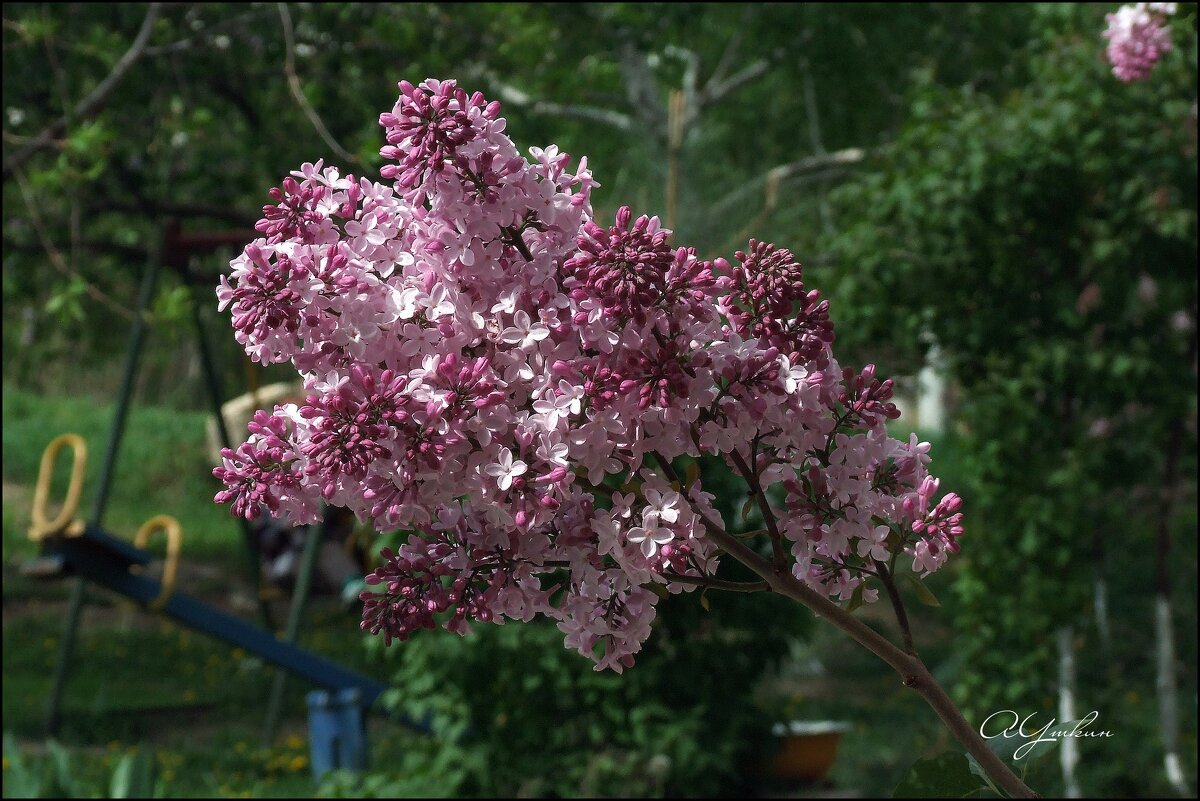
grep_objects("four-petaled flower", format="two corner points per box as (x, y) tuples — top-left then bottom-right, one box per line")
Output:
(485, 447), (528, 491)
(500, 310), (551, 350)
(627, 523), (675, 558)
(533, 380), (585, 427)
(641, 488), (681, 530)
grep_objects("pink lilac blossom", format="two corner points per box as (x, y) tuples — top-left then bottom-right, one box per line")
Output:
(215, 78), (965, 673)
(1103, 3), (1178, 83)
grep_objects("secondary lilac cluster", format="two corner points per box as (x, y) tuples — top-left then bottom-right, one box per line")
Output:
(215, 78), (964, 672)
(213, 409), (306, 520)
(720, 241), (834, 367)
(1103, 3), (1178, 82)
(562, 207), (680, 326)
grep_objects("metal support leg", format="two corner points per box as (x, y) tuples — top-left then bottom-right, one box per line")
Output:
(45, 253), (160, 734)
(307, 688), (369, 779)
(262, 516), (325, 745)
(190, 293), (275, 632)
(44, 577), (87, 735)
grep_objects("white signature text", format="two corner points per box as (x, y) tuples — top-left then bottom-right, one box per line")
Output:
(979, 710), (1113, 760)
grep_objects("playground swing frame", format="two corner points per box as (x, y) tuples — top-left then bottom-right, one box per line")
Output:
(30, 219), (417, 776)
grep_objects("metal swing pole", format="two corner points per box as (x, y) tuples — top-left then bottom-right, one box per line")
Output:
(173, 221), (324, 740)
(261, 512), (326, 745)
(188, 286), (277, 632)
(44, 244), (162, 735)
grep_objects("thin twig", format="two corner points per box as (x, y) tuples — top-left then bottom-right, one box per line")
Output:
(727, 449), (787, 572)
(651, 452), (680, 485)
(704, 29), (744, 97)
(276, 3), (361, 168)
(875, 560), (917, 655)
(501, 226), (534, 261)
(710, 148), (866, 217)
(480, 73), (634, 131)
(3, 3), (163, 178)
(661, 572), (770, 593)
(699, 58), (769, 109)
(11, 169), (138, 321)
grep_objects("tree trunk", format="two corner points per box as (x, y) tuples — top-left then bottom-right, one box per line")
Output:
(1154, 415), (1191, 797)
(1155, 593), (1190, 796)
(1057, 626), (1082, 798)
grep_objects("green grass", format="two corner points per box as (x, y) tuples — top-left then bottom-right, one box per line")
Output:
(1, 386), (425, 796)
(1, 595), (412, 797)
(3, 384), (244, 562)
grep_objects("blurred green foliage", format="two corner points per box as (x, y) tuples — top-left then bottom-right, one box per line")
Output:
(356, 565), (809, 796)
(827, 5), (1197, 796)
(2, 733), (159, 799)
(2, 3), (1034, 406)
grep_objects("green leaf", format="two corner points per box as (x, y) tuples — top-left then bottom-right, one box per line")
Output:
(846, 582), (866, 613)
(685, 461), (701, 490)
(110, 752), (135, 799)
(699, 589), (711, 611)
(644, 582), (670, 600)
(741, 497), (755, 521)
(735, 528), (768, 540)
(903, 573), (941, 607)
(45, 739), (76, 797)
(2, 733), (41, 799)
(124, 748), (157, 798)
(894, 752), (984, 798)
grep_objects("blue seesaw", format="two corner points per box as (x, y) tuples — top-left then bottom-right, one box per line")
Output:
(27, 433), (424, 778)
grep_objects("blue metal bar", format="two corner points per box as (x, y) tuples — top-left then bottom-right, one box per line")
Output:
(44, 530), (391, 708)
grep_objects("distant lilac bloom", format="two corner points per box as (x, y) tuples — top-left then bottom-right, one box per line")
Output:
(1103, 3), (1177, 83)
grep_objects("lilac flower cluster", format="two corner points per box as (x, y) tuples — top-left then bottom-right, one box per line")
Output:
(215, 78), (963, 672)
(1104, 3), (1178, 82)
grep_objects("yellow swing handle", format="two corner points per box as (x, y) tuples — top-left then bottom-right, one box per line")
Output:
(29, 433), (88, 542)
(133, 515), (183, 612)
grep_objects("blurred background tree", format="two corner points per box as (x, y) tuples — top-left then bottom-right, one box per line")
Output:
(2, 3), (1035, 405)
(826, 5), (1197, 796)
(3, 3), (1195, 797)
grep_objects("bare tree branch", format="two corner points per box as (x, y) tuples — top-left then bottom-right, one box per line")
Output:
(699, 58), (769, 109)
(619, 42), (666, 139)
(711, 148), (867, 216)
(484, 78), (634, 132)
(11, 169), (137, 321)
(3, 3), (163, 179)
(277, 3), (361, 168)
(705, 28), (744, 95)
